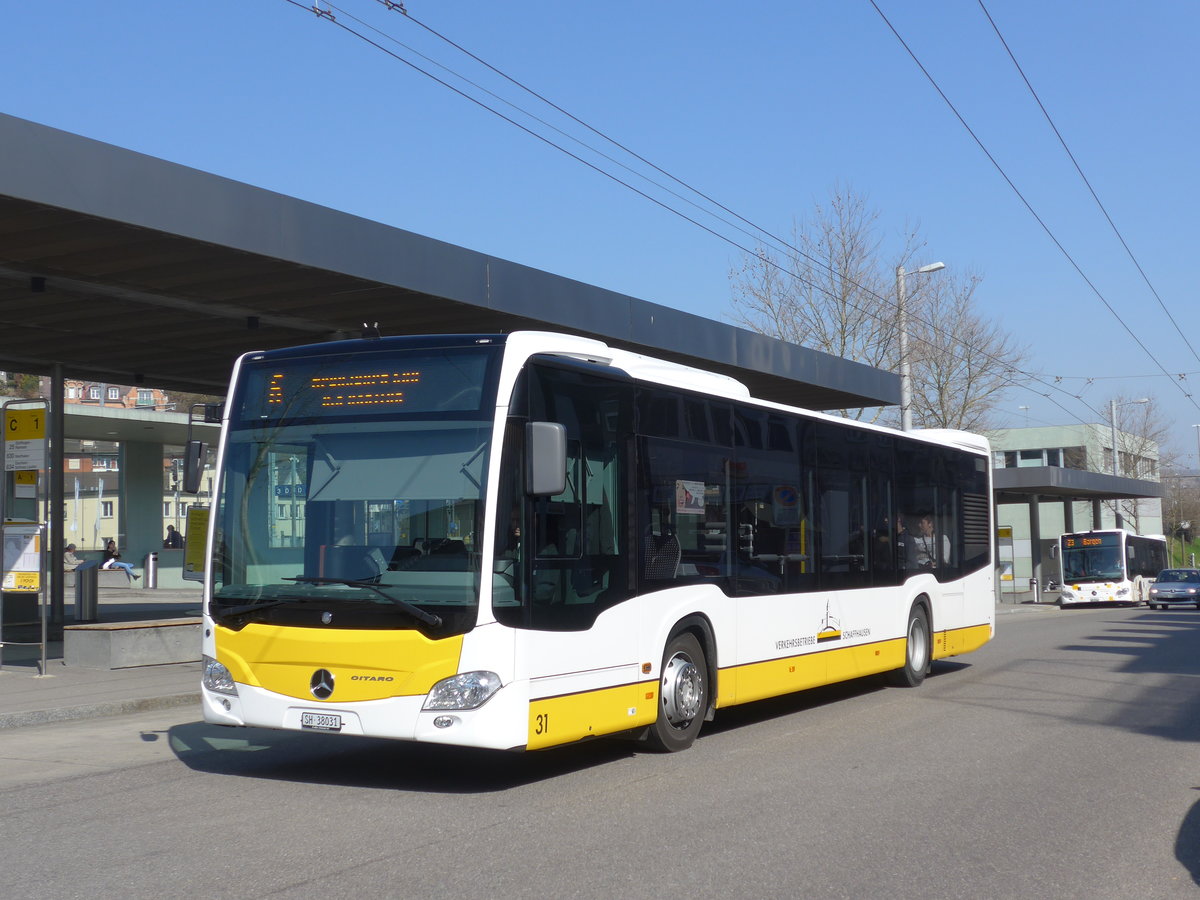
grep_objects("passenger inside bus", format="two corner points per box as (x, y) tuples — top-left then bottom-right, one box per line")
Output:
(909, 512), (949, 571)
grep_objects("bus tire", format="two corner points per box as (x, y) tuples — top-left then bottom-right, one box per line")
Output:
(644, 632), (707, 752)
(888, 603), (930, 688)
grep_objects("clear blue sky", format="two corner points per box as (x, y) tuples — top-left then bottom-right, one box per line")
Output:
(5, 1), (1199, 463)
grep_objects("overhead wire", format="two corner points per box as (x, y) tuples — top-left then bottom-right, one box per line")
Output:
(381, 0), (1088, 418)
(281, 1), (1113, 425)
(868, 0), (1200, 415)
(976, 0), (1200, 369)
(379, 1), (812, 268)
(314, 2), (797, 260)
(292, 0), (1117, 425)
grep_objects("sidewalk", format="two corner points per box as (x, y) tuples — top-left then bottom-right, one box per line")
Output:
(995, 587), (1063, 614)
(0, 585), (203, 729)
(0, 590), (1057, 732)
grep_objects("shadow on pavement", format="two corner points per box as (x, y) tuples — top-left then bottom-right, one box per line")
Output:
(1176, 789), (1200, 887)
(168, 720), (637, 792)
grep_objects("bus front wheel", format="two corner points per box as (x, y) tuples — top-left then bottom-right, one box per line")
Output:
(888, 604), (930, 688)
(644, 632), (707, 752)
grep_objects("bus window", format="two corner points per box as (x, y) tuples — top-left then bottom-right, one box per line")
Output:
(493, 361), (632, 630)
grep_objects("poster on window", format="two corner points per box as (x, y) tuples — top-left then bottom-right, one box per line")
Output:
(772, 485), (800, 525)
(676, 480), (705, 515)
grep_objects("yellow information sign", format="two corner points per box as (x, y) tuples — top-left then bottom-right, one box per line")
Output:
(4, 571), (39, 592)
(4, 406), (47, 471)
(183, 506), (210, 582)
(5, 409), (45, 441)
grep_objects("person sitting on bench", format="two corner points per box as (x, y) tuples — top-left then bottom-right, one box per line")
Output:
(102, 539), (140, 582)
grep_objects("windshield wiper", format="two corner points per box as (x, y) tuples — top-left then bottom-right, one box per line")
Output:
(282, 576), (443, 628)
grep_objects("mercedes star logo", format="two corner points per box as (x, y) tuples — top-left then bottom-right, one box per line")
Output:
(310, 668), (335, 699)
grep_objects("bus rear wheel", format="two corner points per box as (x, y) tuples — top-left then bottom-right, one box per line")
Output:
(644, 632), (707, 752)
(888, 604), (930, 688)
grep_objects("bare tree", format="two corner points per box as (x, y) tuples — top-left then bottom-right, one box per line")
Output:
(1104, 393), (1170, 532)
(167, 390), (226, 415)
(729, 186), (1029, 427)
(729, 188), (916, 420)
(907, 270), (1030, 432)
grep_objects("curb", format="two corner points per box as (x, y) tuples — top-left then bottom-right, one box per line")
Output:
(0, 691), (200, 731)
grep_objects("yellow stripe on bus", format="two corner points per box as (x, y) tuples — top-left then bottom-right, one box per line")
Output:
(717, 622), (992, 708)
(935, 622), (993, 658)
(525, 621), (994, 749)
(528, 682), (658, 750)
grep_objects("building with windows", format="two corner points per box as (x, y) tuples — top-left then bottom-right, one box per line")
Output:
(61, 380), (172, 411)
(988, 424), (1163, 595)
(59, 437), (214, 559)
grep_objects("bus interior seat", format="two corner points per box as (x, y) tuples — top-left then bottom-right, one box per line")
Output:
(643, 532), (681, 580)
(389, 546), (422, 569)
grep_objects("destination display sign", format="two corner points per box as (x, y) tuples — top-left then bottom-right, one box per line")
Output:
(235, 346), (498, 423)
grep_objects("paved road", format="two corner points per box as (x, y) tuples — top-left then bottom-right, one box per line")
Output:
(2, 604), (1199, 899)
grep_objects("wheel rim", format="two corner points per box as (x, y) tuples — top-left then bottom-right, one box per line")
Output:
(908, 616), (929, 672)
(662, 651), (703, 727)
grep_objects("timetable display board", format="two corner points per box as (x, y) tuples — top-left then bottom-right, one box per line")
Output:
(2, 524), (42, 592)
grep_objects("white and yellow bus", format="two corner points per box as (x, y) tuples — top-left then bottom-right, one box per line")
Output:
(1056, 529), (1167, 607)
(191, 331), (994, 752)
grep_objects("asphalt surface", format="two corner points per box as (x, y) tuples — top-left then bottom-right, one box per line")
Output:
(0, 587), (1053, 731)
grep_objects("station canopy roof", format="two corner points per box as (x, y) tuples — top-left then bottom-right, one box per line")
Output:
(0, 113), (898, 411)
(992, 466), (1163, 504)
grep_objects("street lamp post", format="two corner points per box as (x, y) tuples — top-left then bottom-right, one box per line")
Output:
(896, 261), (945, 431)
(1110, 397), (1149, 529)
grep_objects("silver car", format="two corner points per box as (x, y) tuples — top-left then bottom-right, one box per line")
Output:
(1148, 568), (1200, 609)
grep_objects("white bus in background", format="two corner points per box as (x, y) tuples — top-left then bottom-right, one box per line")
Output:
(189, 331), (995, 754)
(1055, 529), (1167, 607)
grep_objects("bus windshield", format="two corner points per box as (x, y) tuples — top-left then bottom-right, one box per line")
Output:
(1061, 535), (1125, 582)
(209, 343), (500, 635)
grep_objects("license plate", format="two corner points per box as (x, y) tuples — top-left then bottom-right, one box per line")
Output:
(301, 712), (342, 732)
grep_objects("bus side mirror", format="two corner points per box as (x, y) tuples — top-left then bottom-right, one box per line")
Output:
(526, 422), (566, 496)
(182, 440), (208, 494)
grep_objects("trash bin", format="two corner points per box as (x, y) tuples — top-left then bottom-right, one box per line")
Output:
(144, 551), (158, 589)
(75, 560), (99, 622)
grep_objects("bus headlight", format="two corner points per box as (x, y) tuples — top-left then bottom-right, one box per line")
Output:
(424, 671), (502, 710)
(202, 655), (238, 696)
